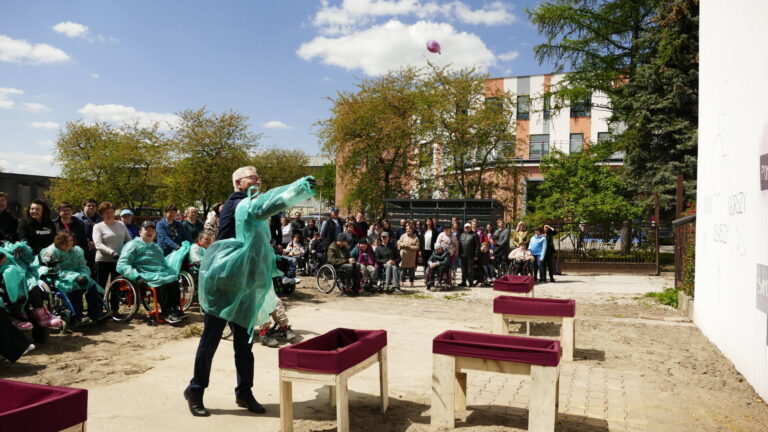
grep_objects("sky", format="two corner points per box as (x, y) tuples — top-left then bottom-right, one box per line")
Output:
(0, 0), (554, 177)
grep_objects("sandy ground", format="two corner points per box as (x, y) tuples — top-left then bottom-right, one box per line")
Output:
(2, 272), (768, 432)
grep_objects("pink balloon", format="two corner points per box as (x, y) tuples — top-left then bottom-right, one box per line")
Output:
(426, 40), (441, 54)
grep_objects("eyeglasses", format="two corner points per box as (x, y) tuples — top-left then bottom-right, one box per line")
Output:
(239, 175), (261, 182)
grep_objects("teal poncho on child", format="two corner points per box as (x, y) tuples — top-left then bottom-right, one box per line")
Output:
(117, 238), (179, 286)
(198, 176), (315, 332)
(37, 244), (103, 294)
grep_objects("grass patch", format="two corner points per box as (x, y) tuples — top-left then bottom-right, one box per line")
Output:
(643, 287), (679, 308)
(443, 293), (467, 300)
(181, 324), (203, 338)
(403, 293), (432, 300)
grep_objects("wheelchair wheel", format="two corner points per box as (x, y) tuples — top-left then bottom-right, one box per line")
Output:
(315, 264), (337, 294)
(104, 278), (140, 323)
(179, 271), (196, 312)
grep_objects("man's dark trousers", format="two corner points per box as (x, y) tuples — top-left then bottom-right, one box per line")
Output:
(187, 313), (254, 399)
(461, 257), (474, 285)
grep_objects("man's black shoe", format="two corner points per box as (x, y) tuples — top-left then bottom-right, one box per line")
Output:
(236, 396), (267, 414)
(184, 389), (210, 417)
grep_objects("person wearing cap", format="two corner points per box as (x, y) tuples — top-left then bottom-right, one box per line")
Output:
(350, 239), (377, 291)
(459, 222), (480, 287)
(319, 207), (344, 250)
(375, 231), (401, 292)
(92, 202), (132, 307)
(326, 233), (361, 295)
(119, 209), (139, 239)
(117, 221), (186, 324)
(426, 243), (450, 290)
(157, 204), (193, 256)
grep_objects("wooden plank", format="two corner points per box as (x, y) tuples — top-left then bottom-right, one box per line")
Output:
(430, 353), (456, 429)
(335, 374), (350, 432)
(338, 352), (380, 380)
(455, 372), (467, 412)
(529, 364), (559, 432)
(502, 314), (565, 325)
(328, 385), (336, 407)
(378, 347), (389, 413)
(492, 312), (507, 334)
(280, 379), (294, 432)
(59, 424), (85, 432)
(455, 355), (531, 375)
(561, 317), (575, 362)
(280, 368), (336, 385)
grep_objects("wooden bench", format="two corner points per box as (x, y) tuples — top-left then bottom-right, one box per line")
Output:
(492, 296), (576, 361)
(493, 274), (536, 297)
(430, 330), (560, 432)
(278, 328), (388, 432)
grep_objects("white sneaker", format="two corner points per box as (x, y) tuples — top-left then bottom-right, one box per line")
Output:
(292, 278), (301, 284)
(23, 344), (35, 356)
(282, 277), (293, 285)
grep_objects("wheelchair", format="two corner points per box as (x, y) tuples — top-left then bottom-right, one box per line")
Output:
(510, 259), (535, 276)
(425, 264), (454, 291)
(104, 270), (194, 325)
(37, 259), (111, 331)
(178, 263), (198, 312)
(315, 263), (358, 294)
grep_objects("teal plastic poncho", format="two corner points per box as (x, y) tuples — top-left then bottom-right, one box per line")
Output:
(116, 238), (179, 286)
(37, 244), (103, 294)
(165, 241), (192, 275)
(0, 242), (39, 309)
(199, 176), (315, 332)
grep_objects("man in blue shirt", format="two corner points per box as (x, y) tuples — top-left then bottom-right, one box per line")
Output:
(156, 204), (192, 255)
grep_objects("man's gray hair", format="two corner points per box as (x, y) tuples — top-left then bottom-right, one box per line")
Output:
(232, 166), (258, 191)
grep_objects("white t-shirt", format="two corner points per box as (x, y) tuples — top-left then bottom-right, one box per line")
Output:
(424, 230), (433, 251)
(281, 224), (292, 245)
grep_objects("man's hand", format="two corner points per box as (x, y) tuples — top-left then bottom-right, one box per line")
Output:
(348, 258), (355, 264)
(388, 260), (396, 266)
(88, 241), (95, 251)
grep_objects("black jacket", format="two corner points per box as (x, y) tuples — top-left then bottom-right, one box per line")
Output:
(217, 191), (247, 240)
(17, 217), (56, 254)
(320, 217), (344, 248)
(54, 217), (88, 252)
(375, 240), (400, 265)
(302, 225), (319, 244)
(0, 210), (19, 243)
(290, 219), (305, 240)
(419, 228), (438, 252)
(458, 231), (480, 258)
(492, 228), (510, 255)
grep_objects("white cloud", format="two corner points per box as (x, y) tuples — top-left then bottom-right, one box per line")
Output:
(91, 73), (100, 78)
(0, 151), (58, 176)
(0, 87), (23, 109)
(298, 19), (495, 75)
(28, 121), (60, 130)
(0, 34), (70, 64)
(498, 50), (519, 62)
(323, 76), (332, 81)
(77, 103), (179, 130)
(22, 102), (50, 113)
(312, 1), (515, 35)
(52, 21), (89, 38)
(262, 120), (291, 130)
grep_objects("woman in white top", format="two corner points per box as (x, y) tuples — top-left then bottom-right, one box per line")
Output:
(420, 218), (438, 274)
(280, 216), (292, 248)
(92, 202), (131, 302)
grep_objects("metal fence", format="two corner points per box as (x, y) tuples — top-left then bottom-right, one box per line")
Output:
(551, 222), (668, 266)
(672, 214), (696, 290)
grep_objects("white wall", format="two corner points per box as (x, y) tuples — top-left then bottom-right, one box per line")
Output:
(697, 0), (768, 401)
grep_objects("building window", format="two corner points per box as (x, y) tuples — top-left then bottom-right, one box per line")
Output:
(543, 94), (551, 119)
(484, 97), (502, 113)
(570, 133), (584, 153)
(517, 95), (530, 120)
(570, 95), (591, 117)
(529, 134), (550, 159)
(597, 132), (611, 142)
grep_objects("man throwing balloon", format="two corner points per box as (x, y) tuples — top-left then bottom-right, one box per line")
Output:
(184, 166), (316, 417)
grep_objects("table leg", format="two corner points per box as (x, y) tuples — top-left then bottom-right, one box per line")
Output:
(280, 379), (293, 432)
(336, 374), (349, 432)
(529, 364), (558, 432)
(378, 347), (389, 413)
(431, 353), (456, 428)
(328, 385), (336, 407)
(561, 317), (575, 361)
(455, 372), (467, 412)
(492, 313), (507, 334)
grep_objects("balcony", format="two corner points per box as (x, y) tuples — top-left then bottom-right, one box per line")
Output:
(526, 140), (626, 161)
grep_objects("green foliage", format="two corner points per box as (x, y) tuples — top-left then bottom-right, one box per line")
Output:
(164, 108), (259, 214)
(317, 67), (432, 215)
(528, 144), (641, 224)
(644, 287), (679, 308)
(48, 121), (169, 209)
(613, 0), (699, 212)
(423, 64), (518, 199)
(681, 221), (695, 297)
(315, 163), (336, 208)
(251, 148), (310, 192)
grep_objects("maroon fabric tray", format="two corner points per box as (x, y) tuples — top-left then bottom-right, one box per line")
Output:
(279, 328), (387, 374)
(493, 296), (576, 317)
(433, 330), (560, 367)
(0, 379), (87, 432)
(493, 275), (535, 293)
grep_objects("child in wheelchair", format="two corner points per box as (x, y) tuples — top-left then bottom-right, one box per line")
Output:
(508, 242), (535, 275)
(283, 234), (305, 279)
(476, 242), (495, 286)
(350, 239), (377, 291)
(425, 244), (451, 291)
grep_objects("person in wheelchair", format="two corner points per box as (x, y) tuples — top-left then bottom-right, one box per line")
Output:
(375, 231), (401, 293)
(476, 242), (494, 286)
(116, 221), (187, 324)
(39, 231), (109, 325)
(283, 233), (305, 278)
(350, 239), (377, 292)
(508, 242), (535, 275)
(307, 232), (324, 274)
(425, 244), (450, 291)
(326, 234), (361, 295)
(188, 231), (214, 272)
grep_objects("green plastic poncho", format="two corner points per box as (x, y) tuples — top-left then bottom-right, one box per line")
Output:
(199, 176), (315, 332)
(116, 238), (179, 286)
(37, 244), (103, 294)
(165, 240), (192, 275)
(0, 252), (26, 309)
(0, 242), (39, 309)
